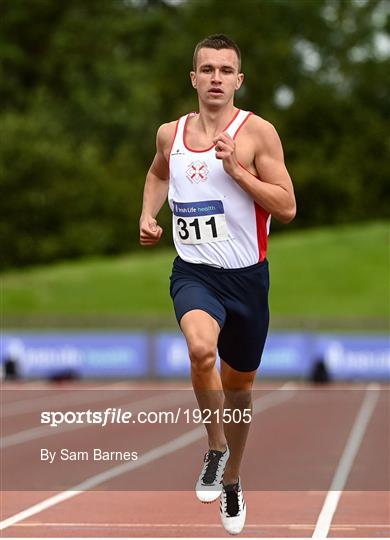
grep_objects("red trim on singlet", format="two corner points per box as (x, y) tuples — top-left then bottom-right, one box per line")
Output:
(254, 203), (269, 262)
(233, 111), (253, 140)
(167, 119), (180, 178)
(237, 161), (270, 262)
(183, 109), (241, 153)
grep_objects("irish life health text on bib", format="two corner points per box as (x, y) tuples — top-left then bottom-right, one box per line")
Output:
(173, 200), (229, 245)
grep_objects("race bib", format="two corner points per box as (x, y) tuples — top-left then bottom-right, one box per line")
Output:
(173, 200), (229, 244)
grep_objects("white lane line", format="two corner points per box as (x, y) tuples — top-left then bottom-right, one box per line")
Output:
(11, 522), (390, 529)
(312, 383), (381, 539)
(2, 381), (129, 417)
(0, 383), (296, 531)
(1, 390), (196, 448)
(12, 522), (298, 529)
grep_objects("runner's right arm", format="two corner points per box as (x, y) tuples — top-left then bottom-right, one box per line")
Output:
(139, 122), (176, 246)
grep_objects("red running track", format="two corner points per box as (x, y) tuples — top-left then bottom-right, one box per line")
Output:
(1, 380), (389, 538)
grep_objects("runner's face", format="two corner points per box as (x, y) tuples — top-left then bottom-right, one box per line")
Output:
(190, 48), (243, 106)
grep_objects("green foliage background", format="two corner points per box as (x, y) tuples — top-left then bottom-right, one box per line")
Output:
(1, 0), (389, 268)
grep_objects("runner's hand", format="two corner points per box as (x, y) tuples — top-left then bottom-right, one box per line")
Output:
(213, 132), (240, 179)
(139, 216), (163, 246)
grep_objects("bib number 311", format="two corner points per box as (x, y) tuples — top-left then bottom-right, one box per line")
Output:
(173, 200), (229, 245)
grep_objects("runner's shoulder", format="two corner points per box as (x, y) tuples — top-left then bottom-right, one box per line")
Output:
(244, 113), (283, 151)
(245, 114), (279, 139)
(156, 121), (178, 151)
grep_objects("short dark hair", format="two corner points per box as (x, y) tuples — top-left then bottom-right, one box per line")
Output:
(193, 34), (241, 71)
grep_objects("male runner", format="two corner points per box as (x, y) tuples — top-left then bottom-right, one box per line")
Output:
(139, 34), (296, 535)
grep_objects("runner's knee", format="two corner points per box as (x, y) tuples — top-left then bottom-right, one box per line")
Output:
(221, 367), (256, 393)
(224, 388), (252, 409)
(188, 339), (216, 372)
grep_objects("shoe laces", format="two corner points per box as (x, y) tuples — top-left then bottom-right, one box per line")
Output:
(202, 450), (224, 484)
(224, 482), (240, 517)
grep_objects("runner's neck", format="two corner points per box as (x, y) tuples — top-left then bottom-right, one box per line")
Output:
(195, 105), (239, 137)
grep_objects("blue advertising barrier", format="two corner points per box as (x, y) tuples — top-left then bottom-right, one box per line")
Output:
(155, 332), (314, 378)
(1, 331), (389, 380)
(315, 334), (390, 380)
(260, 332), (314, 378)
(151, 332), (389, 380)
(155, 333), (190, 377)
(1, 333), (149, 378)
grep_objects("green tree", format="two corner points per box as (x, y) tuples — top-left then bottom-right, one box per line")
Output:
(1, 0), (388, 268)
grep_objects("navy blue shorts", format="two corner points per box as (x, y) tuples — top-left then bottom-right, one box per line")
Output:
(169, 256), (270, 372)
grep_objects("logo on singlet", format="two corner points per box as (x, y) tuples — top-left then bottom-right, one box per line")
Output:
(172, 148), (185, 156)
(186, 161), (209, 184)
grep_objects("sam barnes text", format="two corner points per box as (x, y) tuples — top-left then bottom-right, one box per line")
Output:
(41, 448), (138, 463)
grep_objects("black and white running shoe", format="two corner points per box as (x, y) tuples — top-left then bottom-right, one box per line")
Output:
(195, 447), (230, 503)
(220, 478), (246, 535)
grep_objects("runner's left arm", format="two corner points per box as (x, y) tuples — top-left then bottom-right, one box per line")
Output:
(214, 119), (296, 223)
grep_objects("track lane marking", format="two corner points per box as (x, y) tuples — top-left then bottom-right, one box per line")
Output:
(1, 381), (130, 418)
(312, 383), (381, 538)
(1, 390), (197, 448)
(0, 383), (296, 531)
(12, 522), (390, 529)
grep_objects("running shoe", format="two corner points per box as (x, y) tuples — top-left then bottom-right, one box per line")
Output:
(219, 478), (246, 535)
(195, 447), (230, 503)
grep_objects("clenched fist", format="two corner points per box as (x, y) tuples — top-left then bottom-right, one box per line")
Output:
(213, 131), (241, 179)
(139, 216), (163, 246)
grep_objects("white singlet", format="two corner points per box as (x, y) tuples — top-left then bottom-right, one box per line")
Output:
(168, 109), (271, 269)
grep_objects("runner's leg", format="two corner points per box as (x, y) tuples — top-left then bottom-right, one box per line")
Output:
(220, 359), (256, 484)
(180, 309), (227, 452)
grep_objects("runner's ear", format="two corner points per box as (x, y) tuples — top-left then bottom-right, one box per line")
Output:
(190, 71), (197, 88)
(235, 73), (244, 90)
